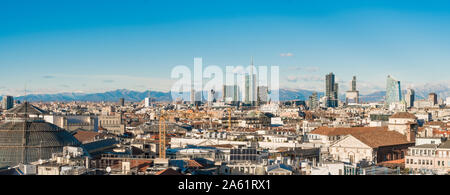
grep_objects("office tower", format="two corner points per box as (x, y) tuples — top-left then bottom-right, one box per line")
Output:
(119, 98), (125, 106)
(325, 73), (338, 107)
(334, 83), (339, 103)
(428, 93), (438, 105)
(190, 89), (195, 104)
(351, 76), (356, 91)
(144, 97), (151, 107)
(385, 75), (402, 106)
(207, 89), (215, 107)
(2, 96), (14, 110)
(257, 86), (269, 105)
(243, 57), (257, 106)
(308, 92), (318, 110)
(405, 89), (415, 108)
(190, 88), (202, 106)
(223, 85), (239, 104)
(346, 76), (360, 104)
(244, 74), (250, 104)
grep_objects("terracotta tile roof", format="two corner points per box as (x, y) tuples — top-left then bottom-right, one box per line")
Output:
(129, 160), (152, 170)
(186, 160), (204, 168)
(425, 121), (445, 127)
(380, 158), (405, 164)
(310, 126), (387, 136)
(73, 130), (100, 143)
(390, 112), (417, 119)
(350, 130), (411, 148)
(156, 168), (183, 175)
(313, 126), (411, 148)
(377, 158), (405, 168)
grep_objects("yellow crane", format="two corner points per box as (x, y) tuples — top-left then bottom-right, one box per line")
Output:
(158, 111), (167, 159)
(227, 107), (232, 131)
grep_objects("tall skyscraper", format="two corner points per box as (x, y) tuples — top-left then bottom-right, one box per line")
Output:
(385, 75), (402, 106)
(244, 74), (250, 104)
(223, 85), (239, 104)
(119, 98), (125, 106)
(346, 76), (360, 104)
(2, 96), (14, 110)
(144, 97), (151, 107)
(243, 57), (257, 106)
(190, 88), (195, 104)
(325, 73), (338, 107)
(351, 76), (356, 91)
(207, 89), (216, 107)
(190, 88), (202, 106)
(308, 92), (318, 110)
(428, 93), (438, 105)
(405, 89), (415, 108)
(257, 86), (269, 105)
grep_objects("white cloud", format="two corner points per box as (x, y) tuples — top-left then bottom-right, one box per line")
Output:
(280, 53), (294, 57)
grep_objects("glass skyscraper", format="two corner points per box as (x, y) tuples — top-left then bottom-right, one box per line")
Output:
(325, 73), (338, 107)
(385, 75), (402, 106)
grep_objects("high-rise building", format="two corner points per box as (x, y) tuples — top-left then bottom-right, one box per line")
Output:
(190, 88), (202, 106)
(325, 73), (338, 107)
(2, 96), (14, 110)
(242, 58), (257, 106)
(190, 89), (195, 104)
(244, 74), (250, 104)
(346, 76), (359, 104)
(308, 92), (319, 110)
(207, 89), (216, 107)
(119, 98), (125, 106)
(351, 76), (357, 91)
(257, 86), (269, 105)
(223, 85), (239, 105)
(144, 97), (151, 107)
(385, 75), (402, 106)
(405, 89), (415, 108)
(428, 93), (438, 105)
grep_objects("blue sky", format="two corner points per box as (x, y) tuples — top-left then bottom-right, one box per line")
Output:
(1, 0), (450, 96)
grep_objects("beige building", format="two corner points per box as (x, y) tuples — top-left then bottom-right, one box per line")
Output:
(37, 163), (61, 175)
(405, 140), (450, 174)
(388, 112), (417, 135)
(325, 127), (413, 164)
(99, 114), (125, 135)
(44, 115), (98, 132)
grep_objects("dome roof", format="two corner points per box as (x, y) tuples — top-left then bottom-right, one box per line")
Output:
(0, 120), (81, 167)
(5, 101), (47, 115)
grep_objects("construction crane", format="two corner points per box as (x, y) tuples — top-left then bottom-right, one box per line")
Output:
(158, 110), (167, 159)
(227, 107), (232, 131)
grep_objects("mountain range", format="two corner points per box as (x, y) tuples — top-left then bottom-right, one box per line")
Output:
(2, 86), (449, 103)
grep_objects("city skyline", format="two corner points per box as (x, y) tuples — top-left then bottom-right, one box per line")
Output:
(1, 0), (450, 96)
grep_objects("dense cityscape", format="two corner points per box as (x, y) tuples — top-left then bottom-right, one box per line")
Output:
(0, 71), (449, 175)
(1, 1), (450, 181)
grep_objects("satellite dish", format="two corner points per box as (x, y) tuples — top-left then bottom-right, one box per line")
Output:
(106, 167), (111, 173)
